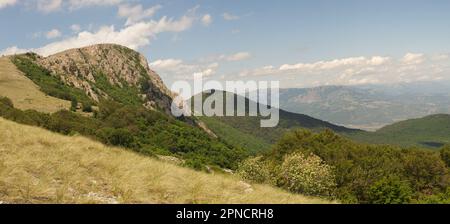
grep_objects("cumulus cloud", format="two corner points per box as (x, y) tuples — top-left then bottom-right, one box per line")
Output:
(1, 8), (197, 57)
(0, 46), (28, 56)
(45, 29), (62, 39)
(118, 4), (162, 25)
(201, 14), (212, 26)
(222, 12), (239, 21)
(401, 53), (425, 65)
(68, 0), (124, 10)
(35, 0), (62, 13)
(222, 52), (251, 61)
(70, 24), (81, 33)
(150, 59), (219, 79)
(279, 56), (391, 71)
(237, 53), (450, 87)
(0, 0), (17, 9)
(20, 0), (125, 13)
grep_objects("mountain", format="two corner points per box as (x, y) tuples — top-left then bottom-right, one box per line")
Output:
(350, 114), (450, 148)
(278, 83), (450, 130)
(1, 45), (247, 170)
(25, 44), (174, 114)
(193, 90), (362, 152)
(0, 117), (329, 204)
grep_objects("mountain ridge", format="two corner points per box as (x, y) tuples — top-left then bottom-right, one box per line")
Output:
(28, 44), (174, 114)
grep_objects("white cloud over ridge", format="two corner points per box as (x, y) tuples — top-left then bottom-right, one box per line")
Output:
(150, 58), (219, 80)
(118, 4), (162, 25)
(1, 8), (197, 57)
(238, 53), (450, 87)
(0, 0), (17, 9)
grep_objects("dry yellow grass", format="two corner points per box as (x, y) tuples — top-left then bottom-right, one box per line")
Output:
(0, 118), (332, 204)
(0, 56), (70, 113)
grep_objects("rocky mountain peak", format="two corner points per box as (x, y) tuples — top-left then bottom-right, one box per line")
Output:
(37, 44), (174, 113)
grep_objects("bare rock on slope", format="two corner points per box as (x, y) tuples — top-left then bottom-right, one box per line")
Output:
(37, 44), (174, 114)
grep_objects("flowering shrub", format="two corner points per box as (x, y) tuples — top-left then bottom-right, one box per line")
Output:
(237, 156), (271, 184)
(279, 152), (336, 197)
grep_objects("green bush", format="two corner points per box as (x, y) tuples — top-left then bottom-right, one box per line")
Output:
(417, 187), (450, 204)
(82, 102), (93, 113)
(237, 156), (271, 184)
(0, 97), (14, 108)
(278, 152), (336, 197)
(440, 145), (450, 167)
(367, 176), (412, 204)
(70, 99), (78, 112)
(269, 129), (450, 203)
(97, 128), (134, 148)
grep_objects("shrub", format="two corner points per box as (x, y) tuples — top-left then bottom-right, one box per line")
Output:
(98, 128), (134, 148)
(237, 156), (271, 184)
(278, 152), (336, 197)
(418, 187), (450, 204)
(440, 145), (450, 167)
(82, 102), (93, 113)
(70, 99), (78, 112)
(367, 176), (412, 204)
(0, 97), (14, 108)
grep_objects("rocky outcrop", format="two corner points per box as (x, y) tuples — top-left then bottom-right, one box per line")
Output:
(37, 44), (174, 114)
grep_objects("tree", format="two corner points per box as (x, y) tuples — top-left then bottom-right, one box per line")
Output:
(440, 145), (450, 167)
(367, 176), (412, 204)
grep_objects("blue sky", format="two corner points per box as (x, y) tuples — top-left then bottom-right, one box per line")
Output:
(1, 0), (450, 88)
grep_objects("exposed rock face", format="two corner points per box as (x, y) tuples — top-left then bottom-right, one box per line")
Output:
(37, 44), (174, 114)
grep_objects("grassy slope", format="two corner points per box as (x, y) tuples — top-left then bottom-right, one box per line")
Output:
(0, 57), (70, 113)
(199, 116), (272, 153)
(349, 114), (450, 148)
(0, 118), (330, 204)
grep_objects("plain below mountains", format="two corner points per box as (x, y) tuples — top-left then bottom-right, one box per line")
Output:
(278, 83), (450, 131)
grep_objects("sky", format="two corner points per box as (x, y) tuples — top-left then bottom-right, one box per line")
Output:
(1, 0), (450, 89)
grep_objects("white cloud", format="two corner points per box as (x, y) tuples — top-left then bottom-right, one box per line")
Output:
(199, 52), (252, 63)
(45, 29), (62, 39)
(237, 53), (450, 87)
(36, 17), (192, 56)
(150, 59), (219, 79)
(1, 10), (196, 57)
(222, 12), (239, 21)
(23, 0), (124, 13)
(201, 14), (212, 26)
(118, 4), (162, 26)
(401, 53), (425, 65)
(222, 52), (251, 61)
(36, 0), (62, 13)
(70, 24), (81, 33)
(68, 0), (124, 10)
(0, 0), (17, 9)
(279, 56), (391, 71)
(0, 46), (28, 56)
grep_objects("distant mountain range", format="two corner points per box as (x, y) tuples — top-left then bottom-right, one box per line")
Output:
(196, 90), (450, 150)
(278, 82), (450, 130)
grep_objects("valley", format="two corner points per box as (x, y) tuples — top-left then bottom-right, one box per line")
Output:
(0, 44), (449, 204)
